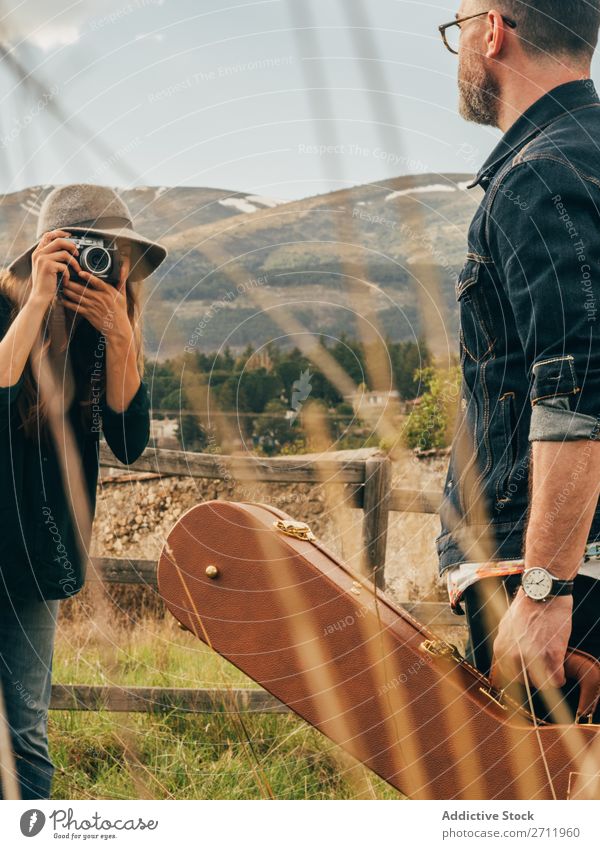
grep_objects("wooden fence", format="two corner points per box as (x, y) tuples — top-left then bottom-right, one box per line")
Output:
(50, 445), (464, 715)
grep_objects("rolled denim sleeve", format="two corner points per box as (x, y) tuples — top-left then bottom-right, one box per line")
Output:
(101, 378), (151, 464)
(529, 396), (599, 440)
(488, 157), (600, 442)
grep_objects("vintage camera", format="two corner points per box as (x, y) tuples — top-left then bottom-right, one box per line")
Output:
(59, 235), (121, 288)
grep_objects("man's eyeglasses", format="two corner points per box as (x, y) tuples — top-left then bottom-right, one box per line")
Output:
(439, 11), (517, 55)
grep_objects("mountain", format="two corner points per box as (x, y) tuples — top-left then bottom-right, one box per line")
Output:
(0, 184), (288, 260)
(0, 175), (483, 358)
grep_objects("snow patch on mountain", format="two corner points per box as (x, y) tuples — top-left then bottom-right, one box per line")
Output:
(219, 197), (261, 214)
(385, 182), (470, 201)
(219, 194), (285, 214)
(246, 195), (284, 208)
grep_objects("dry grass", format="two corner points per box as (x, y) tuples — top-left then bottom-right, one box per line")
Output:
(50, 612), (402, 800)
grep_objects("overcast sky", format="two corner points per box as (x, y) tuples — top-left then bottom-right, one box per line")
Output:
(1, 0), (599, 200)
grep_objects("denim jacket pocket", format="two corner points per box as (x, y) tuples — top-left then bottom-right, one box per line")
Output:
(530, 354), (580, 406)
(494, 392), (520, 506)
(456, 257), (496, 363)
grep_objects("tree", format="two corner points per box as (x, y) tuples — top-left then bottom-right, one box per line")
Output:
(404, 366), (461, 451)
(390, 339), (431, 400)
(240, 369), (283, 413)
(176, 415), (208, 451)
(330, 334), (366, 386)
(254, 399), (301, 455)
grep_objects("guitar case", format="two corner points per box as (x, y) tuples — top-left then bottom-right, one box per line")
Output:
(157, 500), (600, 800)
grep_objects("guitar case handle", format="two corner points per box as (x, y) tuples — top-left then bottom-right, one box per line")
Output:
(564, 648), (600, 724)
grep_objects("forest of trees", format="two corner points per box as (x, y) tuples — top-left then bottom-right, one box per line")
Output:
(145, 336), (435, 454)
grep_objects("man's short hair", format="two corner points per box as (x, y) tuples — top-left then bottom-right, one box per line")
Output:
(500, 1), (600, 58)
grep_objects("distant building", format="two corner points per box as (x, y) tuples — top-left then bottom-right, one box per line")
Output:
(150, 417), (179, 448)
(246, 349), (273, 372)
(344, 388), (401, 413)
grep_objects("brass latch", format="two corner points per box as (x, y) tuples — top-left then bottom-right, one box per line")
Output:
(421, 639), (509, 711)
(421, 639), (463, 663)
(273, 519), (316, 541)
(479, 686), (508, 711)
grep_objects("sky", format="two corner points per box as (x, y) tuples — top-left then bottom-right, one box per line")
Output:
(1, 0), (599, 200)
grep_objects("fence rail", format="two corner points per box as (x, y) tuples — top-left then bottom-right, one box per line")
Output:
(50, 684), (289, 714)
(50, 445), (461, 714)
(87, 557), (459, 627)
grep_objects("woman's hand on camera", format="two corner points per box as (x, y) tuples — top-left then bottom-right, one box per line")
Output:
(29, 229), (80, 307)
(60, 268), (132, 342)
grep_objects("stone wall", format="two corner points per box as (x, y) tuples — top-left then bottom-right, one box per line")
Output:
(91, 456), (449, 605)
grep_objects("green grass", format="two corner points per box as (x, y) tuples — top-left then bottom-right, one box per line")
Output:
(50, 613), (402, 800)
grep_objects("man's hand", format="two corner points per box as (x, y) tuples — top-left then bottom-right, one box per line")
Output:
(490, 439), (600, 693)
(490, 588), (573, 691)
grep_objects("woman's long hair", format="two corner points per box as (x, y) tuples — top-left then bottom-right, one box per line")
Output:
(0, 267), (145, 440)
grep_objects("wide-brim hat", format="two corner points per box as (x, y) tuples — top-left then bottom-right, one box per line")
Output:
(8, 183), (168, 282)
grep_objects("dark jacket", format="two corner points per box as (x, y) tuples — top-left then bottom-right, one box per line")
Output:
(0, 294), (150, 600)
(437, 80), (600, 575)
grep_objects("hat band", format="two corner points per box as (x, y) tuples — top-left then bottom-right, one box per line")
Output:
(65, 215), (133, 231)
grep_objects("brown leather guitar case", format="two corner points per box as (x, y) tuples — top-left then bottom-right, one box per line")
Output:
(157, 500), (600, 800)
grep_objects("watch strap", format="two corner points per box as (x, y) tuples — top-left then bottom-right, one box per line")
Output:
(548, 578), (574, 596)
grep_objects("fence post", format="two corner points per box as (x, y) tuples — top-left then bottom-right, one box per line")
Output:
(361, 454), (392, 590)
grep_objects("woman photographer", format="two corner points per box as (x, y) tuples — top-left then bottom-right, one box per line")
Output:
(0, 184), (166, 799)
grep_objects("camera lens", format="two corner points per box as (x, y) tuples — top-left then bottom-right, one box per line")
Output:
(81, 246), (111, 275)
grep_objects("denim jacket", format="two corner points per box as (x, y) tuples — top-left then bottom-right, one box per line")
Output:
(437, 80), (600, 575)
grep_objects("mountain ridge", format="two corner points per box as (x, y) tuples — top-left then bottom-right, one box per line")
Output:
(0, 174), (481, 357)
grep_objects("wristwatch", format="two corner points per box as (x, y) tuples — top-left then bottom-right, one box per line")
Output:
(520, 567), (574, 601)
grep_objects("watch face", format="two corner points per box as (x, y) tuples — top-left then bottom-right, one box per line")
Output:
(522, 568), (553, 600)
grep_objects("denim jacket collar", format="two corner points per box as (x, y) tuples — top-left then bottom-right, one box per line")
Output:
(467, 78), (600, 190)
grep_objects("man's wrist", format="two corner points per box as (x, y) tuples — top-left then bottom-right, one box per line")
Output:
(516, 586), (573, 608)
(523, 547), (580, 581)
(520, 566), (575, 602)
(523, 562), (579, 581)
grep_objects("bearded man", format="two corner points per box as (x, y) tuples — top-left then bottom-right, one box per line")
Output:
(436, 1), (600, 721)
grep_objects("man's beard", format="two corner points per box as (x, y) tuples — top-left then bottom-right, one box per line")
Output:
(458, 53), (501, 126)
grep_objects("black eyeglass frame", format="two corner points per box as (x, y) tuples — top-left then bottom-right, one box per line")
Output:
(439, 11), (517, 55)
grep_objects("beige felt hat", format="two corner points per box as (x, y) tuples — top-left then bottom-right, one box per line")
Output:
(8, 183), (167, 281)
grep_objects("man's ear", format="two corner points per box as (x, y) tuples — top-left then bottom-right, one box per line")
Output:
(485, 10), (508, 58)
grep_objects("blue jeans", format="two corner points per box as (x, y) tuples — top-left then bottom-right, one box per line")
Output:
(0, 596), (59, 800)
